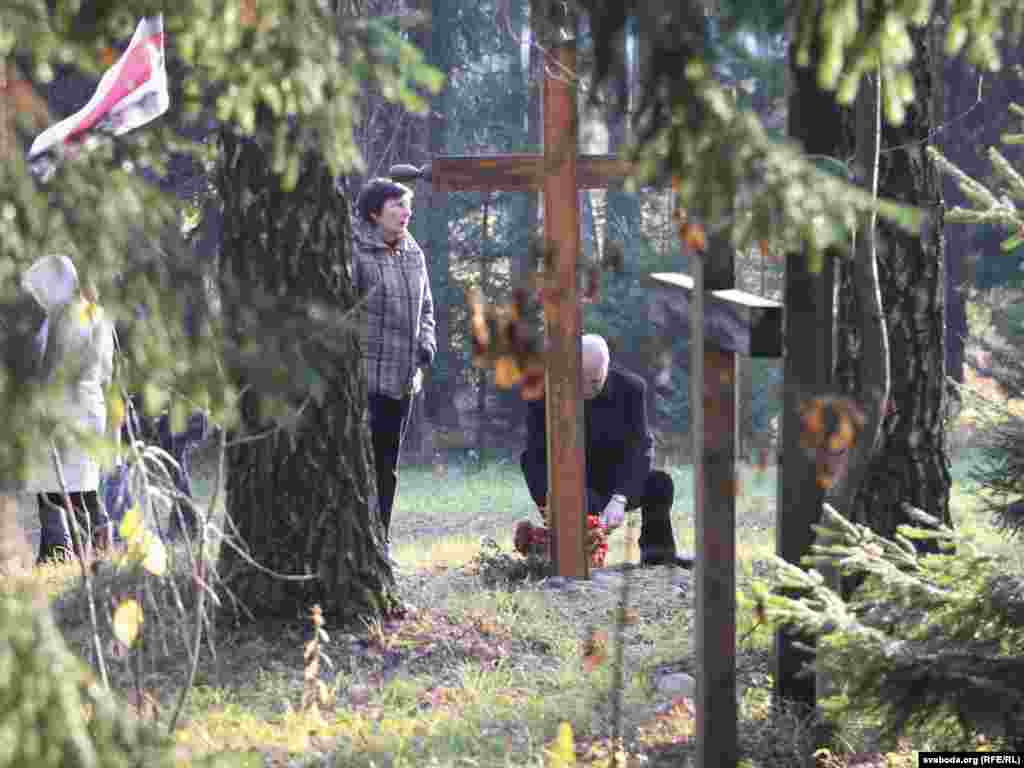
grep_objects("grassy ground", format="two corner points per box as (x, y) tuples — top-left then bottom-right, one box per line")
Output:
(5, 452), (1015, 768)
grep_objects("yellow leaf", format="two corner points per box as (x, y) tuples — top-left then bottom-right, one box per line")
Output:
(113, 599), (144, 647)
(108, 393), (125, 433)
(141, 532), (167, 576)
(119, 504), (143, 543)
(547, 721), (576, 767)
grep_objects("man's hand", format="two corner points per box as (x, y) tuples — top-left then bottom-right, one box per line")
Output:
(600, 494), (626, 529)
(409, 367), (424, 396)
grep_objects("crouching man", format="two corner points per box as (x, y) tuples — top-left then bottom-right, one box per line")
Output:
(520, 334), (692, 568)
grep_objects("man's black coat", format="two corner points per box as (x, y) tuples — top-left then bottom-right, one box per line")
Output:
(521, 366), (654, 506)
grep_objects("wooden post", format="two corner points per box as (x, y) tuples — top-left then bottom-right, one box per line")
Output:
(651, 265), (782, 768)
(542, 34), (588, 579)
(699, 345), (738, 768)
(695, 229), (737, 768)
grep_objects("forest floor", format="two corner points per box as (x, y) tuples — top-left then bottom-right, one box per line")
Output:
(8, 451), (1020, 768)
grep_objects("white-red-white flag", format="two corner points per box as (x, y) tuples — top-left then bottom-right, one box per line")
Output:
(28, 15), (169, 175)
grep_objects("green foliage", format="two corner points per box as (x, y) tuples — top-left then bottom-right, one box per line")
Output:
(0, 589), (174, 767)
(929, 103), (1024, 239)
(934, 102), (1024, 535)
(789, 0), (1024, 122)
(755, 504), (1024, 749)
(968, 405), (1024, 538)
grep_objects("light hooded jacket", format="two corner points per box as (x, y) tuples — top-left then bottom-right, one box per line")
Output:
(22, 255), (114, 493)
(352, 224), (436, 400)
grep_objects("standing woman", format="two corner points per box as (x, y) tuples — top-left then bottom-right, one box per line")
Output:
(353, 179), (436, 557)
(23, 254), (115, 562)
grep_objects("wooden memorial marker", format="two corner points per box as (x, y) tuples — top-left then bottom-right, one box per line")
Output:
(649, 240), (783, 768)
(392, 28), (632, 580)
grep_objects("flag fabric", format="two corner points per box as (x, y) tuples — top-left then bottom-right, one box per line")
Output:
(28, 15), (169, 175)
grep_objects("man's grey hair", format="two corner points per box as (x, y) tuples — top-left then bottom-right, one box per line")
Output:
(582, 333), (609, 365)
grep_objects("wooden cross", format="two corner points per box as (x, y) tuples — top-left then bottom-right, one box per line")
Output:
(396, 12), (789, 766)
(392, 26), (629, 580)
(649, 240), (783, 768)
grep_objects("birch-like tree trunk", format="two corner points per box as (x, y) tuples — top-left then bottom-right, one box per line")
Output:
(835, 17), (952, 539)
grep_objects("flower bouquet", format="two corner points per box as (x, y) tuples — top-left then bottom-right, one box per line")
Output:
(513, 507), (610, 568)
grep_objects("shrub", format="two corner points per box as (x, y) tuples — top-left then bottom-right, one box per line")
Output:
(754, 505), (1024, 750)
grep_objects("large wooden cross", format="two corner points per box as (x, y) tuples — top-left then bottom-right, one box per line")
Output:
(394, 15), (788, 768)
(393, 27), (628, 580)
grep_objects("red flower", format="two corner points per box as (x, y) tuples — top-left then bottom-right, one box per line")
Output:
(513, 514), (609, 566)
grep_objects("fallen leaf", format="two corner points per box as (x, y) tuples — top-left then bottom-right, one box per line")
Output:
(581, 630), (608, 673)
(348, 684), (372, 707)
(547, 721), (577, 767)
(681, 222), (707, 253)
(112, 599), (144, 647)
(126, 689), (160, 721)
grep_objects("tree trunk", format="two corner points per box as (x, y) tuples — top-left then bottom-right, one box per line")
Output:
(836, 19), (952, 539)
(773, 19), (846, 711)
(604, 16), (642, 261)
(477, 194), (492, 460)
(215, 130), (397, 621)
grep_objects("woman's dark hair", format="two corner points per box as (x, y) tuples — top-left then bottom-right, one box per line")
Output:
(356, 178), (413, 224)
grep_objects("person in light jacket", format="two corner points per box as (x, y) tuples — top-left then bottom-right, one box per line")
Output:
(23, 254), (115, 563)
(353, 178), (436, 552)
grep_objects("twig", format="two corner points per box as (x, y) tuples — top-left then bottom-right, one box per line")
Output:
(133, 576), (146, 721)
(837, 68), (889, 507)
(609, 516), (637, 768)
(209, 503), (319, 582)
(168, 419), (225, 733)
(50, 442), (109, 690)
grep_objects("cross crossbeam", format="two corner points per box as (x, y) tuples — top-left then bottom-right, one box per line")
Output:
(429, 154), (632, 192)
